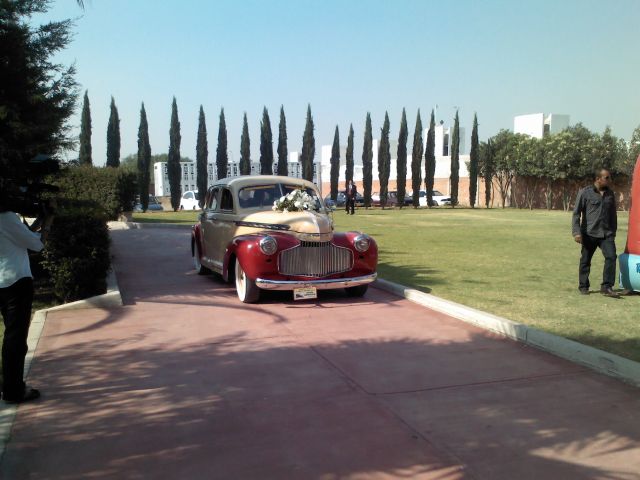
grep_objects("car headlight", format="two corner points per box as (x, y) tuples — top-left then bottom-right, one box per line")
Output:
(353, 234), (370, 253)
(259, 236), (278, 256)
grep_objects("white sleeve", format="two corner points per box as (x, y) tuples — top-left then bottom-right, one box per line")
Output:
(2, 213), (44, 252)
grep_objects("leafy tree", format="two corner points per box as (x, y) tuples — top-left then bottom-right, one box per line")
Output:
(300, 104), (315, 182)
(106, 96), (120, 167)
(411, 110), (423, 208)
(79, 90), (92, 165)
(240, 113), (251, 175)
(479, 140), (495, 208)
(167, 97), (182, 211)
(216, 108), (228, 179)
(489, 129), (521, 208)
(196, 105), (208, 205)
(450, 110), (460, 207)
(378, 112), (391, 208)
(345, 124), (354, 187)
(592, 126), (627, 175)
(259, 107), (273, 175)
(330, 126), (340, 200)
(469, 113), (479, 208)
(137, 103), (151, 212)
(425, 109), (436, 207)
(512, 135), (543, 209)
(277, 105), (288, 176)
(362, 114), (373, 207)
(0, 1), (78, 179)
(396, 108), (408, 209)
(623, 125), (640, 176)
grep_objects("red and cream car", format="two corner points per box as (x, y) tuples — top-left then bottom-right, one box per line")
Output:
(191, 175), (378, 303)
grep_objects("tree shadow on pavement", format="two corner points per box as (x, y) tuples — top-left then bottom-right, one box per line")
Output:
(2, 329), (640, 479)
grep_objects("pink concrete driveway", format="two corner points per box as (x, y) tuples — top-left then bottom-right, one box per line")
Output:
(2, 227), (640, 479)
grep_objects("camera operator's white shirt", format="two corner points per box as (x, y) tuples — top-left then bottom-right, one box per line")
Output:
(0, 212), (44, 288)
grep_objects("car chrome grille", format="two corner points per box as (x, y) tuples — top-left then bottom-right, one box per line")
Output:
(278, 241), (353, 277)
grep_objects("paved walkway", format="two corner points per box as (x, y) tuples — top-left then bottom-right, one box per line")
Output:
(1, 228), (640, 479)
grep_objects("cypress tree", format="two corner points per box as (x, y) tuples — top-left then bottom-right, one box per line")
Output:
(168, 97), (182, 211)
(362, 114), (373, 207)
(411, 110), (423, 208)
(300, 104), (315, 182)
(469, 113), (479, 208)
(483, 139), (494, 208)
(396, 108), (408, 209)
(259, 107), (273, 175)
(137, 102), (151, 212)
(330, 126), (340, 200)
(79, 90), (92, 165)
(425, 109), (436, 207)
(1, 1), (77, 179)
(196, 105), (208, 205)
(106, 96), (120, 167)
(450, 110), (460, 207)
(240, 113), (251, 175)
(345, 124), (354, 187)
(277, 106), (288, 176)
(216, 108), (228, 179)
(378, 112), (391, 208)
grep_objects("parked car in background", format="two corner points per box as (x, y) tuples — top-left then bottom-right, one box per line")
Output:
(134, 195), (164, 212)
(409, 190), (452, 207)
(191, 175), (378, 303)
(325, 192), (365, 209)
(180, 190), (201, 210)
(371, 191), (399, 207)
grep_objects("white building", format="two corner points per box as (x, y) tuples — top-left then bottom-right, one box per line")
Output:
(153, 161), (321, 197)
(514, 113), (570, 138)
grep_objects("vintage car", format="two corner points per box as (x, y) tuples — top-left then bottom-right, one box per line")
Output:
(191, 175), (378, 303)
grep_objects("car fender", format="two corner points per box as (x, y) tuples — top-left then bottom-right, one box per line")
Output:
(331, 231), (378, 274)
(222, 233), (300, 282)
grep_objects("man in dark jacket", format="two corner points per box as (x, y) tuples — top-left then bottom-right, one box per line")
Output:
(572, 168), (618, 297)
(345, 180), (357, 215)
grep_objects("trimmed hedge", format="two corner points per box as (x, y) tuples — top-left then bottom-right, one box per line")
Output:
(51, 165), (137, 220)
(41, 212), (111, 302)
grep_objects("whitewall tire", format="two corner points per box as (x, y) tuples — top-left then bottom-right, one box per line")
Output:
(235, 258), (260, 303)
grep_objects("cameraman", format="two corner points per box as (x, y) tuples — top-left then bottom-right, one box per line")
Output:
(0, 191), (54, 404)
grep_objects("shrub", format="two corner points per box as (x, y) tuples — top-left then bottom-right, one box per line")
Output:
(41, 213), (111, 302)
(50, 165), (137, 220)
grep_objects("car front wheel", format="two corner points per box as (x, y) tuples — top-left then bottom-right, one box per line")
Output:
(235, 258), (260, 303)
(193, 240), (210, 275)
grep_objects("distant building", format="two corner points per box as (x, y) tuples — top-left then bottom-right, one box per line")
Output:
(153, 160), (321, 197)
(514, 113), (570, 138)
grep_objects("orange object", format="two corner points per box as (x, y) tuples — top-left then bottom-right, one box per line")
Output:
(626, 155), (640, 255)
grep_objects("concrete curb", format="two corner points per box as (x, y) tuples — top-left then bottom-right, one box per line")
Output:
(374, 278), (640, 387)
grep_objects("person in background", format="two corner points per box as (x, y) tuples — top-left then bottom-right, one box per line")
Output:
(345, 180), (357, 215)
(0, 193), (54, 403)
(572, 168), (619, 298)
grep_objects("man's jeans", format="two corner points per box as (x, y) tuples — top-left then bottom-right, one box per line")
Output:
(0, 277), (33, 398)
(579, 235), (617, 290)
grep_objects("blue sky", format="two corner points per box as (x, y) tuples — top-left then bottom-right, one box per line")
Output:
(38, 0), (640, 166)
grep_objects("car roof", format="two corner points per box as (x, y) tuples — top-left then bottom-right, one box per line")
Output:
(211, 175), (318, 191)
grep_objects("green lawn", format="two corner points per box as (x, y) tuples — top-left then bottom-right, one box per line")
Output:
(133, 207), (640, 362)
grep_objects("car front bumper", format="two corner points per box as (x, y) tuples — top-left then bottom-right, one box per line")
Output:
(255, 273), (377, 290)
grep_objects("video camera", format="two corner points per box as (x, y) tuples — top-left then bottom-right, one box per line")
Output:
(0, 155), (60, 218)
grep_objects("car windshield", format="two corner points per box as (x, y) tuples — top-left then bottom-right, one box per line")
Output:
(433, 190), (443, 196)
(237, 183), (325, 211)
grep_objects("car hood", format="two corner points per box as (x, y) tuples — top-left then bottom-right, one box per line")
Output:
(239, 210), (333, 242)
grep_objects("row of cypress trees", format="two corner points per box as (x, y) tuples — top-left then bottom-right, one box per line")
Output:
(78, 90), (481, 210)
(329, 110), (480, 209)
(77, 93), (317, 211)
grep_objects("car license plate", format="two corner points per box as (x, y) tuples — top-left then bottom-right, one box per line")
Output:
(294, 287), (317, 301)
